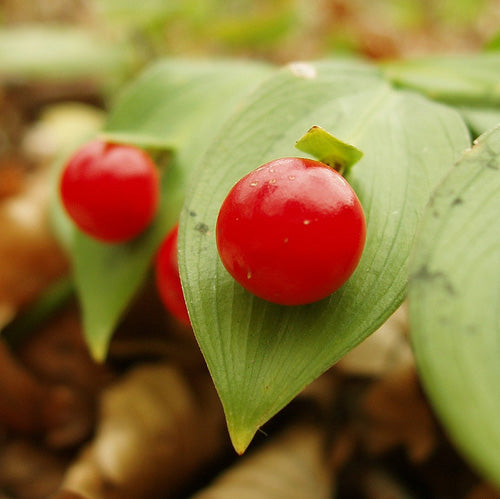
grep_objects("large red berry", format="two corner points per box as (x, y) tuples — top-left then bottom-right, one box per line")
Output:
(216, 157), (366, 305)
(155, 224), (190, 326)
(60, 140), (159, 243)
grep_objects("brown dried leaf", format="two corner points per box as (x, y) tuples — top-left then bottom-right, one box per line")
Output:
(51, 491), (88, 499)
(467, 481), (500, 499)
(0, 164), (68, 326)
(0, 439), (67, 499)
(0, 341), (47, 433)
(298, 369), (338, 411)
(360, 366), (437, 462)
(62, 363), (227, 498)
(360, 466), (415, 499)
(18, 308), (111, 448)
(0, 159), (25, 200)
(0, 306), (108, 446)
(59, 448), (110, 499)
(19, 307), (111, 393)
(192, 424), (334, 499)
(329, 427), (357, 473)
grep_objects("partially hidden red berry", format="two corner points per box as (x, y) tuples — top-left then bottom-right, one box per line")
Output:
(216, 157), (366, 305)
(155, 224), (191, 326)
(60, 140), (159, 243)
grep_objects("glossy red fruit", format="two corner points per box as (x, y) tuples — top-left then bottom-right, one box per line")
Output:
(216, 157), (366, 305)
(155, 224), (190, 326)
(60, 140), (159, 243)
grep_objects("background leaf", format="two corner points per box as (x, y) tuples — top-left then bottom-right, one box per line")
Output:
(372, 53), (500, 139)
(382, 53), (500, 106)
(179, 59), (471, 453)
(52, 58), (273, 359)
(409, 126), (500, 488)
(0, 26), (132, 83)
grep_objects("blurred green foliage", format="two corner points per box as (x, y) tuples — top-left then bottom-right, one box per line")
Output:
(1, 0), (499, 91)
(0, 25), (132, 82)
(94, 0), (304, 59)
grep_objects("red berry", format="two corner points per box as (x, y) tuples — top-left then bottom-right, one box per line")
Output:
(216, 157), (366, 305)
(60, 140), (159, 243)
(155, 224), (190, 326)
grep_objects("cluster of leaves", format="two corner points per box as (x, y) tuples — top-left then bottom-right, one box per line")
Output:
(44, 51), (500, 493)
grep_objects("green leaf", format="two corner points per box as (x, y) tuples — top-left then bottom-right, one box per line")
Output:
(295, 125), (363, 174)
(0, 26), (132, 82)
(53, 58), (273, 360)
(69, 162), (180, 361)
(104, 58), (273, 165)
(178, 59), (471, 453)
(382, 53), (500, 106)
(409, 126), (500, 488)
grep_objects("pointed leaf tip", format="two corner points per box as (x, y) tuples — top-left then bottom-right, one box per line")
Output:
(228, 424), (258, 455)
(87, 331), (109, 363)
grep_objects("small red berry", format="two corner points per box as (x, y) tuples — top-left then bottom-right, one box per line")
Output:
(155, 224), (190, 326)
(60, 140), (159, 243)
(216, 157), (366, 305)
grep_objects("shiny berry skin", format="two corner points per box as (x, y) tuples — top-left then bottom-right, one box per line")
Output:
(60, 140), (159, 243)
(216, 157), (366, 305)
(155, 224), (190, 326)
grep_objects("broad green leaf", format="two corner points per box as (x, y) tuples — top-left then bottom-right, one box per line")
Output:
(179, 59), (471, 453)
(0, 26), (132, 82)
(53, 59), (273, 359)
(68, 162), (180, 361)
(382, 53), (500, 106)
(409, 126), (500, 488)
(104, 58), (272, 164)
